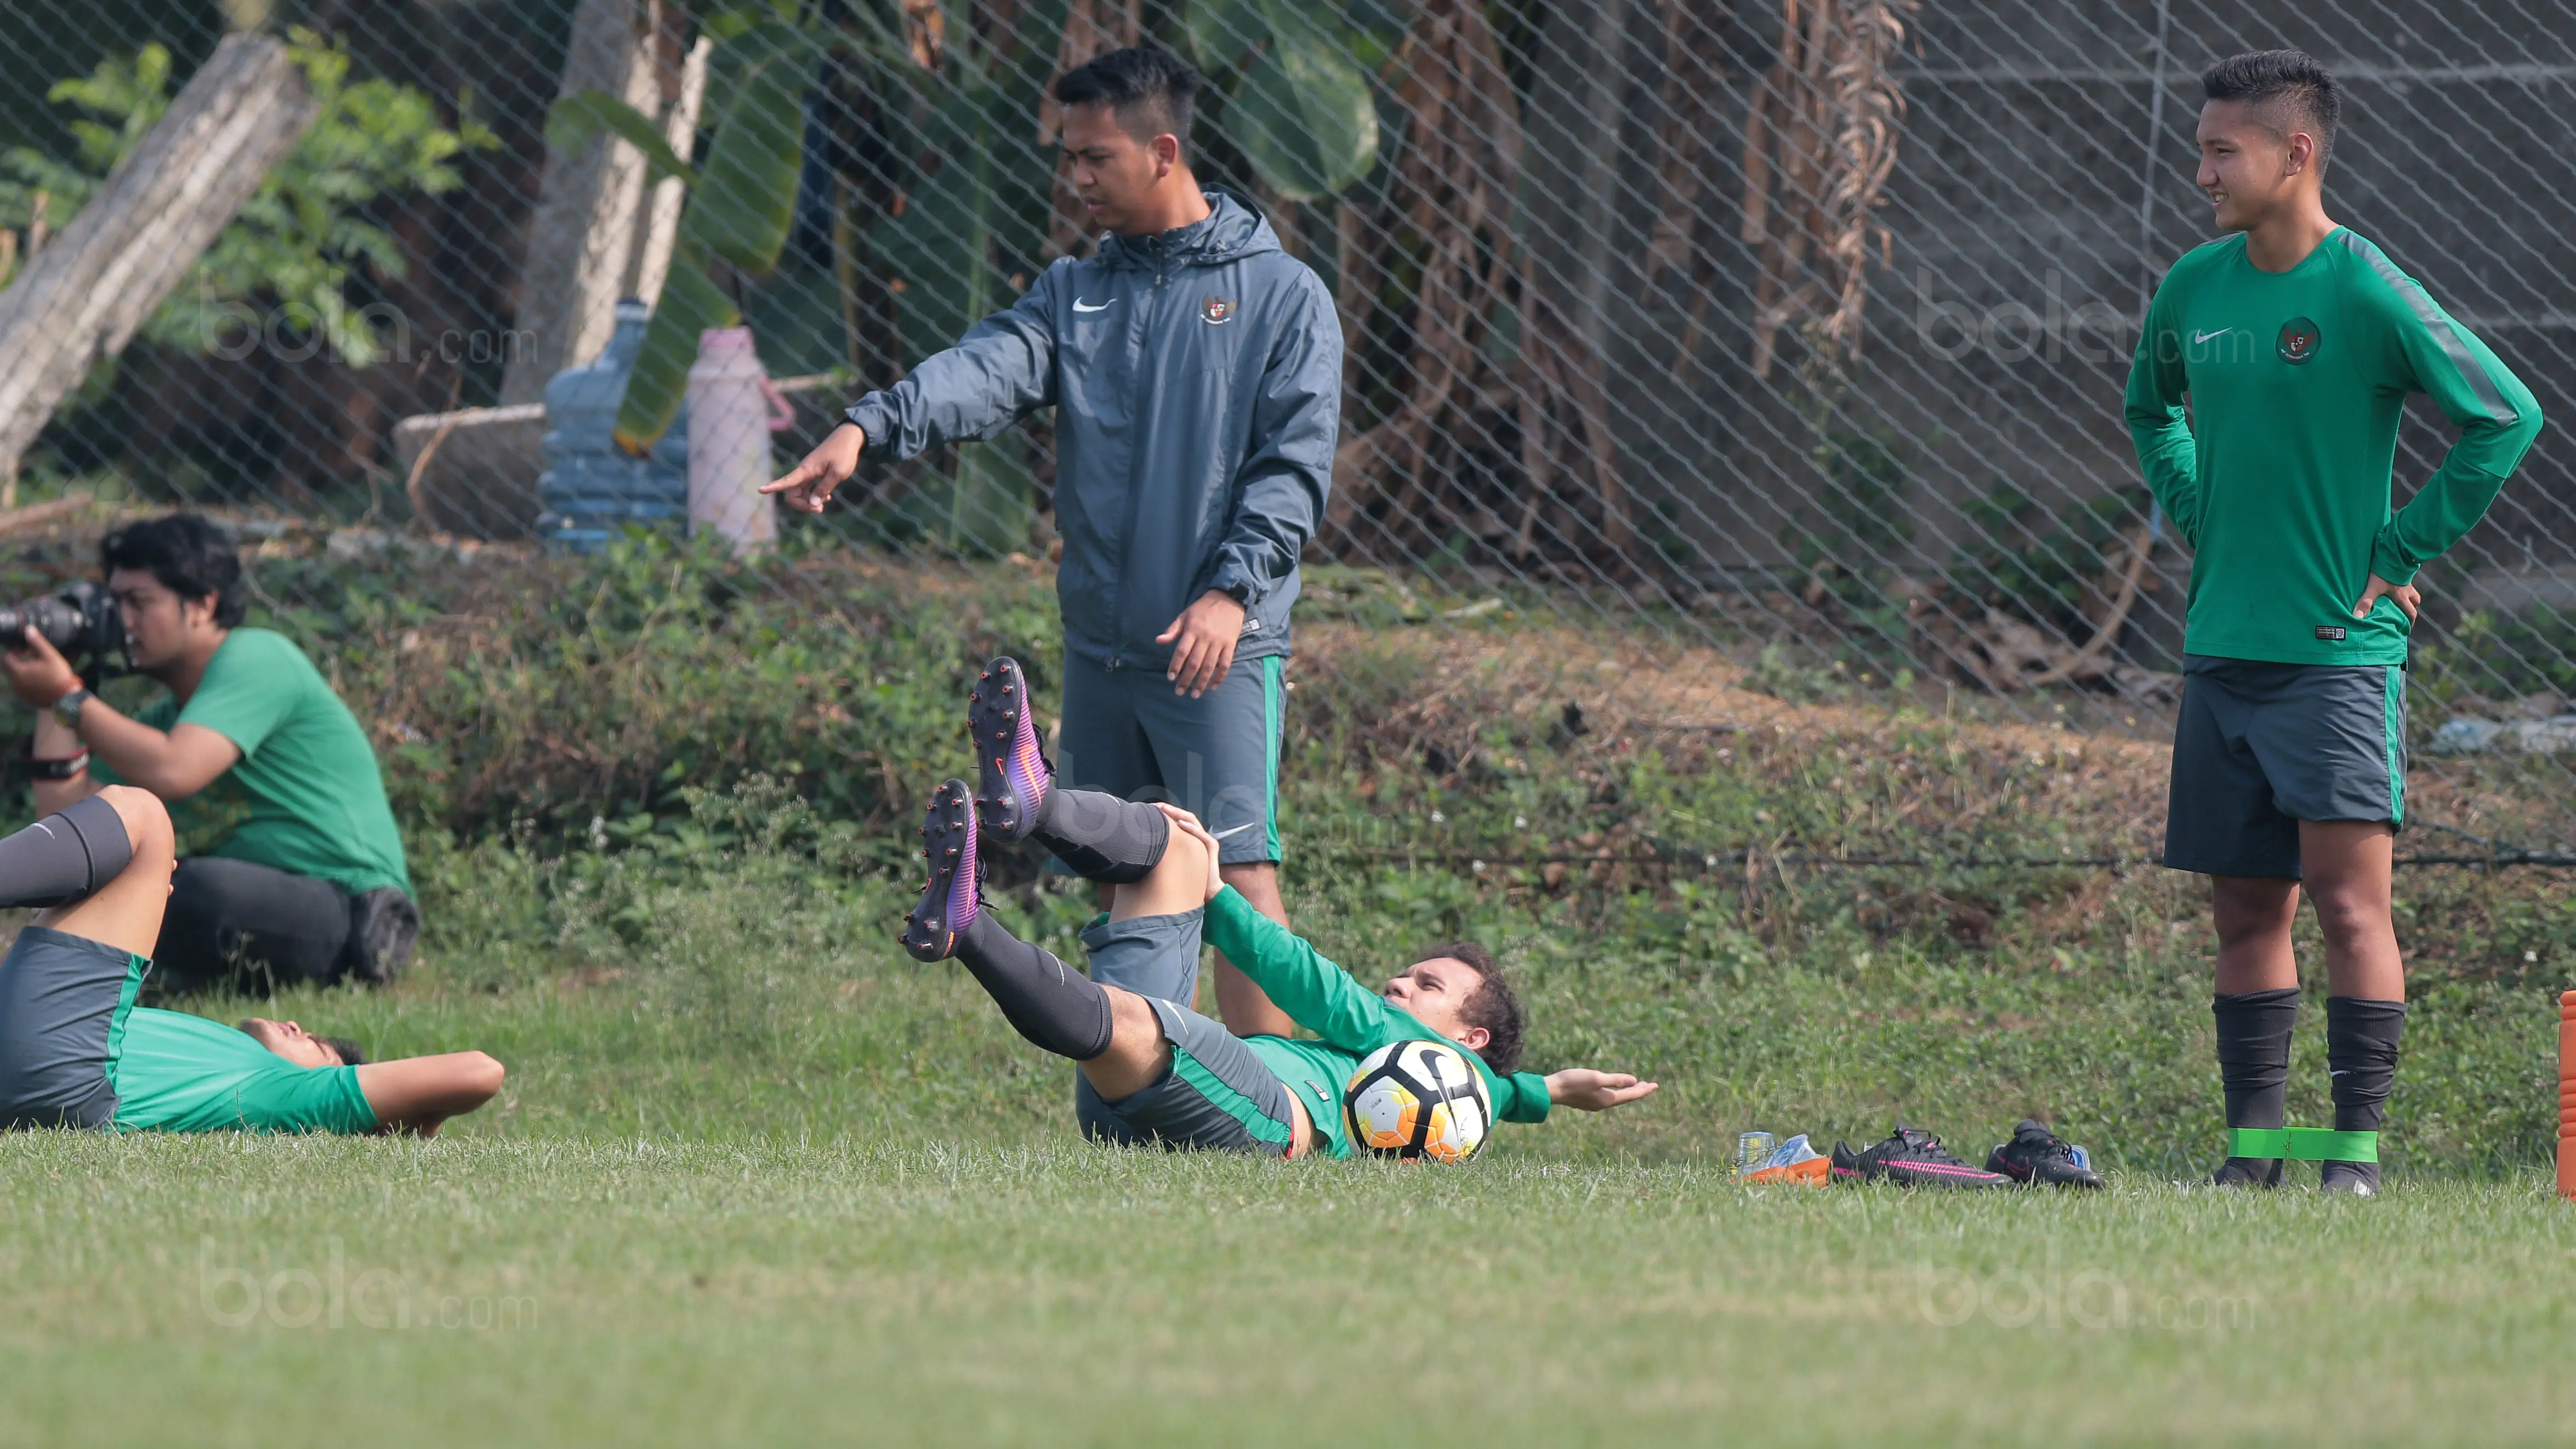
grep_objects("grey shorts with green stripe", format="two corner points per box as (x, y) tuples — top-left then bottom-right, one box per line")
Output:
(2162, 655), (2407, 880)
(1071, 908), (1295, 1155)
(1055, 647), (1285, 866)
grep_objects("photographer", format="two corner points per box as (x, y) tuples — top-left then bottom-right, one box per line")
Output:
(0, 514), (417, 992)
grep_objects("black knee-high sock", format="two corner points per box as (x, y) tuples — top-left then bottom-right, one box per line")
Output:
(1029, 787), (1170, 885)
(954, 910), (1114, 1061)
(0, 795), (133, 909)
(2214, 988), (2300, 1135)
(2325, 997), (2406, 1134)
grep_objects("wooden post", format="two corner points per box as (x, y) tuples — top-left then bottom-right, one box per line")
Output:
(0, 33), (316, 492)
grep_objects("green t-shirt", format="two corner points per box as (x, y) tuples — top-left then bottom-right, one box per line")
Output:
(108, 999), (378, 1134)
(1203, 888), (1551, 1158)
(2125, 228), (2542, 665)
(95, 628), (410, 894)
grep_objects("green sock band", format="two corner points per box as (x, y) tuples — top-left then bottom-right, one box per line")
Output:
(2228, 1127), (2379, 1162)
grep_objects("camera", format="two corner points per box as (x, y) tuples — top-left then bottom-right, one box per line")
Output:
(0, 581), (128, 684)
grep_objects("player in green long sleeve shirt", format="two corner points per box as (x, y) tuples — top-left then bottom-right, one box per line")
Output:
(2124, 52), (2544, 1197)
(898, 661), (1656, 1157)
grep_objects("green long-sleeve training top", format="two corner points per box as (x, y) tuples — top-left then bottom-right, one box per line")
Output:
(2124, 227), (2542, 666)
(1202, 886), (1550, 1158)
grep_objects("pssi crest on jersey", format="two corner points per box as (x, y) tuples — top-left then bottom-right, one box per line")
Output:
(1343, 1039), (1493, 1163)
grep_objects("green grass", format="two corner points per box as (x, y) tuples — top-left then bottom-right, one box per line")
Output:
(3, 1137), (2571, 1447)
(0, 806), (2564, 1447)
(0, 539), (2564, 1443)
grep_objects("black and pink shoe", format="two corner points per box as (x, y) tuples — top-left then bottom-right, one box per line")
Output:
(969, 657), (1053, 843)
(901, 779), (981, 962)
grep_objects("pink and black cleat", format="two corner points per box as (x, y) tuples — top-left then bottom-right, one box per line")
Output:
(969, 656), (1053, 843)
(1829, 1125), (2015, 1189)
(900, 780), (981, 962)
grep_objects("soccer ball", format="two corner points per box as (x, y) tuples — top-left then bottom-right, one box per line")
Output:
(1342, 1039), (1493, 1163)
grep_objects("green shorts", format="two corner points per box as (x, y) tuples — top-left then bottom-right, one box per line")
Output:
(2162, 655), (2407, 880)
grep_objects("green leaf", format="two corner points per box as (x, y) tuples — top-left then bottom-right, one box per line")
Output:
(1227, 5), (1379, 199)
(613, 246), (742, 454)
(683, 21), (815, 273)
(545, 89), (698, 190)
(1185, 0), (1273, 69)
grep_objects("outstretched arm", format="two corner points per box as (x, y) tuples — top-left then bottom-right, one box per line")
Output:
(1545, 1069), (1659, 1112)
(766, 268), (1062, 514)
(356, 1052), (505, 1137)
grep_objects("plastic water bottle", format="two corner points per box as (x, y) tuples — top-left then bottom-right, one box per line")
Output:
(684, 327), (793, 554)
(1736, 1130), (1777, 1176)
(535, 297), (691, 552)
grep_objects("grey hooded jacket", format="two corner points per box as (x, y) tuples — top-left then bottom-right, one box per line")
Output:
(845, 188), (1338, 670)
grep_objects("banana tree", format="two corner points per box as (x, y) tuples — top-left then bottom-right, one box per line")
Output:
(547, 18), (814, 454)
(1187, 0), (1394, 200)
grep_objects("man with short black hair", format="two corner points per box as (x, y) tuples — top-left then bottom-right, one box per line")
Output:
(2126, 50), (2544, 1195)
(768, 46), (1339, 1039)
(1, 513), (419, 992)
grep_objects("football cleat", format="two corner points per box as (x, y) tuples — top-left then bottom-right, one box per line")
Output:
(2205, 1155), (2285, 1189)
(1829, 1125), (2016, 1189)
(1984, 1119), (2105, 1189)
(2319, 1160), (2380, 1197)
(900, 780), (981, 962)
(969, 656), (1053, 843)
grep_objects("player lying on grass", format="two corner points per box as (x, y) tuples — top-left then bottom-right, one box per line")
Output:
(0, 787), (504, 1135)
(897, 659), (1657, 1156)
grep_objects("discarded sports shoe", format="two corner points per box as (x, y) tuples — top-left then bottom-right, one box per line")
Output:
(1830, 1125), (2015, 1189)
(1741, 1133), (1830, 1186)
(1984, 1120), (2105, 1189)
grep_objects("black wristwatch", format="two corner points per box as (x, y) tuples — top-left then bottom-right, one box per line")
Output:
(50, 687), (90, 729)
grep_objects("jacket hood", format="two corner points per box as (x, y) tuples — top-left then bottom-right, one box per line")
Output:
(1094, 187), (1279, 271)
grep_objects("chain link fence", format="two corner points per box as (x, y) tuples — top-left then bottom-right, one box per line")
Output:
(1, 0), (2571, 856)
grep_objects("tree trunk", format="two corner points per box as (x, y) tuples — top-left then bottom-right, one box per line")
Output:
(0, 32), (316, 491)
(625, 33), (711, 311)
(498, 0), (661, 406)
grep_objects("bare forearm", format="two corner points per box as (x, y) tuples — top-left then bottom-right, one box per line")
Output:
(27, 711), (99, 815)
(356, 1052), (505, 1134)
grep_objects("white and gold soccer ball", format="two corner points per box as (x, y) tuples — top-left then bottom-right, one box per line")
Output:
(1342, 1039), (1493, 1163)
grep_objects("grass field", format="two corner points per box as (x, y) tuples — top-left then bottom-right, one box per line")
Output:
(0, 803), (2566, 1447)
(0, 545), (2569, 1445)
(4, 1138), (2571, 1447)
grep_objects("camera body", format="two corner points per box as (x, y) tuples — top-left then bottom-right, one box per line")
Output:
(0, 581), (129, 685)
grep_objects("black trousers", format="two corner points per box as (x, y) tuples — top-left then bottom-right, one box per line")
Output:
(153, 858), (417, 994)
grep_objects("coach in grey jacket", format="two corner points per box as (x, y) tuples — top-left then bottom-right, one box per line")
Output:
(767, 46), (1334, 1037)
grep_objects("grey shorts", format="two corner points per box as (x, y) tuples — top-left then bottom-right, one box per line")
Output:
(1056, 649), (1286, 866)
(0, 928), (149, 1129)
(1070, 907), (1294, 1155)
(2162, 655), (2407, 880)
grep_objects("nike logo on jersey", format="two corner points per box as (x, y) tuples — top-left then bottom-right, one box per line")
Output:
(1073, 298), (1112, 312)
(2193, 328), (2230, 343)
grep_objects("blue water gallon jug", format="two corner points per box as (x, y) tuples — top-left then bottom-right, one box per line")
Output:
(535, 297), (691, 553)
